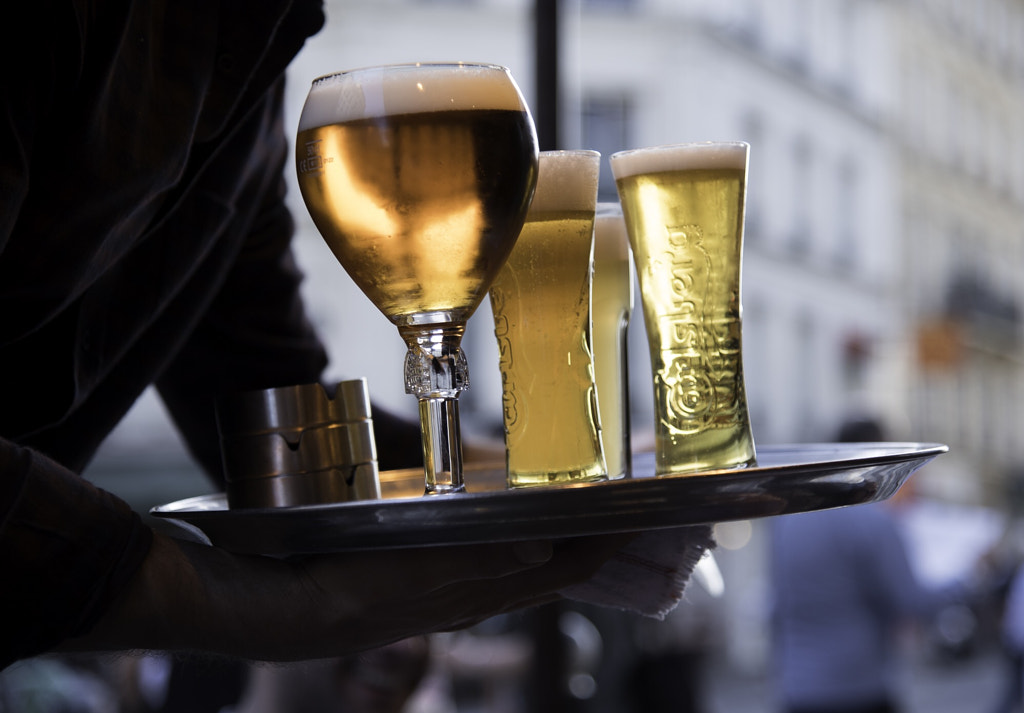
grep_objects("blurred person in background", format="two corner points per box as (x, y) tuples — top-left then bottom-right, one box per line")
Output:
(981, 466), (1024, 713)
(994, 559), (1024, 712)
(768, 418), (965, 713)
(0, 0), (627, 686)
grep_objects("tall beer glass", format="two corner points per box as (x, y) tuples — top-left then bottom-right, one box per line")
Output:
(592, 203), (635, 479)
(489, 150), (606, 488)
(296, 64), (539, 494)
(611, 142), (756, 475)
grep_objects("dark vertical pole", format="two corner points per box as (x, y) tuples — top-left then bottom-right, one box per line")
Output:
(535, 0), (560, 150)
(529, 8), (569, 713)
(526, 603), (569, 713)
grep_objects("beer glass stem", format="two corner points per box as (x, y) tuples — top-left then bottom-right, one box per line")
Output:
(403, 326), (469, 494)
(418, 397), (464, 494)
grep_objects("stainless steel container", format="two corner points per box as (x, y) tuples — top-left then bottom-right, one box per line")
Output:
(216, 379), (381, 508)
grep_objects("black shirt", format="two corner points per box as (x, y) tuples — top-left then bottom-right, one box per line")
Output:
(0, 0), (330, 666)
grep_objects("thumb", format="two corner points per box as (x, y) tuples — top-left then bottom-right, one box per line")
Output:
(511, 540), (554, 565)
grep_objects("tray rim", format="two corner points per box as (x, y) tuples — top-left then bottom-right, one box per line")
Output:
(150, 441), (948, 553)
(153, 441), (948, 515)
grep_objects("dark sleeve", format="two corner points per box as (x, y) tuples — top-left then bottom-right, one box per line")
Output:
(0, 440), (153, 670)
(370, 405), (424, 472)
(155, 84), (330, 483)
(156, 82), (423, 479)
(156, 194), (424, 476)
(0, 7), (47, 257)
(0, 6), (154, 670)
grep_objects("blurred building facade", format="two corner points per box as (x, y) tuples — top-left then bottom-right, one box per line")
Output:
(277, 0), (1024, 506)
(893, 0), (1024, 504)
(274, 3), (1024, 681)
(96, 0), (1024, 508)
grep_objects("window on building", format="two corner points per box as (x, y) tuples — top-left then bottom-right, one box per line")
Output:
(788, 0), (812, 73)
(730, 0), (764, 46)
(582, 0), (638, 9)
(795, 310), (817, 439)
(789, 135), (813, 257)
(581, 94), (633, 202)
(834, 157), (859, 273)
(740, 110), (764, 247)
(836, 0), (856, 96)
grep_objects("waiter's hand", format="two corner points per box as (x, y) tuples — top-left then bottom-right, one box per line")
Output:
(60, 530), (628, 662)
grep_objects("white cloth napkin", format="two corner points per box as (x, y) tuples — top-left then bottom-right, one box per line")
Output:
(559, 525), (715, 619)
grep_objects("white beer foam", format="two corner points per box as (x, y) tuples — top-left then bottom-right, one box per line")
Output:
(609, 142), (748, 179)
(298, 63), (525, 131)
(529, 150), (601, 213)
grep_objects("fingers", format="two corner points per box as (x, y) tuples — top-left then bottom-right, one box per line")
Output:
(245, 532), (635, 661)
(381, 532), (629, 594)
(507, 533), (636, 595)
(324, 539), (558, 595)
(336, 532), (628, 598)
(511, 540), (554, 565)
(412, 533), (638, 633)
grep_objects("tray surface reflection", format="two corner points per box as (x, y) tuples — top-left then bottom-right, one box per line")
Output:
(151, 442), (947, 555)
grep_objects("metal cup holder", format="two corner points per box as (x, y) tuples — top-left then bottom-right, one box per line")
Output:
(216, 380), (381, 508)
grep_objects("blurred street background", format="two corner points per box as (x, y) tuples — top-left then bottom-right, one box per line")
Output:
(7, 0), (1023, 711)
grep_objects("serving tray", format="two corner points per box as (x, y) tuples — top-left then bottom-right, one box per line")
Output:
(151, 442), (947, 555)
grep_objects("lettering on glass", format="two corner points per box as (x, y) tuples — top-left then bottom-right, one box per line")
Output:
(298, 139), (332, 177)
(655, 223), (722, 435)
(490, 291), (520, 430)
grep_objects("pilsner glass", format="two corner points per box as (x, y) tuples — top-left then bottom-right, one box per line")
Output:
(296, 63), (539, 494)
(489, 150), (606, 488)
(611, 142), (756, 475)
(592, 202), (635, 479)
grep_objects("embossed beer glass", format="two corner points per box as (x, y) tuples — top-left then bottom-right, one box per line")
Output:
(296, 63), (539, 494)
(489, 150), (606, 488)
(592, 202), (635, 479)
(611, 142), (756, 475)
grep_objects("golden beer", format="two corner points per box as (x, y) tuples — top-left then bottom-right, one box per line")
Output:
(611, 143), (756, 475)
(489, 151), (606, 488)
(296, 69), (537, 329)
(592, 203), (635, 479)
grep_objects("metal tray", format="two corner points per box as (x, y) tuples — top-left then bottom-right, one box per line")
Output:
(151, 442), (947, 555)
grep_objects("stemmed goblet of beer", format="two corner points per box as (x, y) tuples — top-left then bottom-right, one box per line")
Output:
(295, 63), (539, 494)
